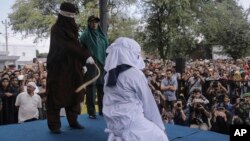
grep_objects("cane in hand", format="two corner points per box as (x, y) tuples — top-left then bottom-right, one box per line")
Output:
(75, 63), (100, 93)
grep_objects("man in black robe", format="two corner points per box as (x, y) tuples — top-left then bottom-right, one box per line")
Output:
(46, 2), (94, 134)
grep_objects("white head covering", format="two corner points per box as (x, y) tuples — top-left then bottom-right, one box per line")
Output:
(104, 37), (145, 72)
(59, 10), (76, 18)
(27, 82), (37, 89)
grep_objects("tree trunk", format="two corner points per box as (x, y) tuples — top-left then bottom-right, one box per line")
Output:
(99, 0), (109, 35)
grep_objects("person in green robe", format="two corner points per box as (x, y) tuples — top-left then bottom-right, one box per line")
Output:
(80, 15), (109, 119)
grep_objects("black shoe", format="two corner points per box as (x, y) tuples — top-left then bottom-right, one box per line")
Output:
(51, 129), (62, 134)
(99, 112), (103, 116)
(70, 123), (85, 129)
(89, 115), (97, 119)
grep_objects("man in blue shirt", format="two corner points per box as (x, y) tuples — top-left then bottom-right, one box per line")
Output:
(161, 69), (178, 111)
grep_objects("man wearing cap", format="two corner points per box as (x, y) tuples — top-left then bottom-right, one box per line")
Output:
(15, 82), (42, 123)
(80, 15), (109, 119)
(46, 2), (94, 133)
(235, 93), (250, 125)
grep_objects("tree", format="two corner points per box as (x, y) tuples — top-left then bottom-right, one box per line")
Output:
(99, 0), (108, 34)
(196, 0), (250, 59)
(9, 0), (250, 59)
(136, 0), (250, 60)
(8, 0), (138, 43)
(8, 0), (57, 42)
(136, 0), (198, 60)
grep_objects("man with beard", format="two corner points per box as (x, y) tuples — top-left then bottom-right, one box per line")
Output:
(46, 2), (94, 134)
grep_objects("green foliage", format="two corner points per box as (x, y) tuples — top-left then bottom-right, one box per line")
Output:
(196, 0), (250, 59)
(37, 53), (48, 58)
(77, 0), (99, 30)
(9, 0), (138, 44)
(107, 0), (138, 42)
(136, 0), (198, 60)
(136, 0), (250, 60)
(36, 49), (48, 58)
(9, 0), (100, 41)
(108, 16), (138, 43)
(9, 0), (63, 42)
(8, 0), (250, 59)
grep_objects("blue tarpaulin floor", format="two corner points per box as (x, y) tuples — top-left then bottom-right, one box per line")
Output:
(0, 114), (229, 141)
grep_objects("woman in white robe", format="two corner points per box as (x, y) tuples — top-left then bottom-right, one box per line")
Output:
(103, 37), (169, 141)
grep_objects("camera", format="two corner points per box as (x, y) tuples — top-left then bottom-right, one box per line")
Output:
(212, 81), (219, 88)
(212, 84), (218, 88)
(177, 103), (182, 107)
(216, 94), (225, 103)
(196, 103), (202, 108)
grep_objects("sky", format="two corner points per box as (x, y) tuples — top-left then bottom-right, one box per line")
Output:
(0, 0), (250, 53)
(0, 0), (50, 53)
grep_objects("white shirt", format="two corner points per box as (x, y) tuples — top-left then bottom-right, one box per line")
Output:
(15, 92), (42, 123)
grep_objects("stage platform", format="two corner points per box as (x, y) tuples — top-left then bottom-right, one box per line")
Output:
(0, 114), (229, 141)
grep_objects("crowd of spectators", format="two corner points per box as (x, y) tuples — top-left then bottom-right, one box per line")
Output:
(0, 58), (47, 124)
(144, 58), (250, 134)
(0, 57), (250, 135)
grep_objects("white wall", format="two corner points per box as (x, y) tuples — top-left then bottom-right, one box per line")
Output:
(0, 44), (36, 61)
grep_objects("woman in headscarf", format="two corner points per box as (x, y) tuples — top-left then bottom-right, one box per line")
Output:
(103, 37), (169, 141)
(0, 77), (17, 125)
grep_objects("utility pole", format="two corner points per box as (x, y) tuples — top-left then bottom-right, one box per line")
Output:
(2, 19), (8, 55)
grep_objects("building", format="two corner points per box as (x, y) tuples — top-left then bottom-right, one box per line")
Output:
(0, 51), (19, 70)
(0, 44), (36, 70)
(212, 46), (230, 60)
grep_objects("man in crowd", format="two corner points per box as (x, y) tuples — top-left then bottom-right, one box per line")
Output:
(187, 69), (205, 96)
(235, 93), (250, 125)
(161, 69), (178, 111)
(15, 82), (42, 123)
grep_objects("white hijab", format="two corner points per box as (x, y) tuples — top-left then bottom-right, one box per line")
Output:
(104, 37), (145, 72)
